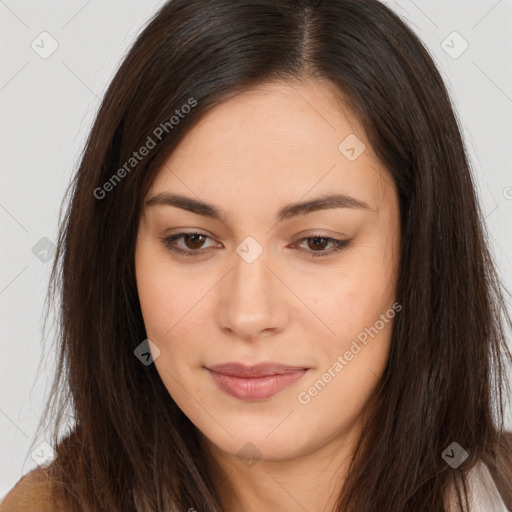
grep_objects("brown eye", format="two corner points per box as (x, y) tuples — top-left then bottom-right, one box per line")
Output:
(183, 234), (207, 250)
(162, 232), (218, 257)
(292, 236), (352, 258)
(306, 237), (330, 251)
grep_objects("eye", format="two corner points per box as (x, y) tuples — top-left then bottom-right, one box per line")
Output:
(160, 232), (352, 258)
(290, 235), (352, 258)
(161, 232), (219, 257)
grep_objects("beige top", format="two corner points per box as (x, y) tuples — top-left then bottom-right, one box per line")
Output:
(445, 460), (509, 512)
(133, 460), (509, 512)
(1, 461), (508, 511)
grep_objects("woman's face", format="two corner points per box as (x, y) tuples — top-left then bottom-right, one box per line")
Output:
(135, 79), (401, 464)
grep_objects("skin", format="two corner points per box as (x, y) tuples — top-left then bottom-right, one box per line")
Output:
(135, 78), (401, 512)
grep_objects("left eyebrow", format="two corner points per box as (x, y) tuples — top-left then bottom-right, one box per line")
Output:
(144, 192), (375, 223)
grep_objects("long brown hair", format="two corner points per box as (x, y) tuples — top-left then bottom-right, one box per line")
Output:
(31, 0), (512, 510)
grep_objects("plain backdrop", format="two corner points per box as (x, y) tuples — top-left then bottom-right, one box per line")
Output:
(1, 0), (511, 499)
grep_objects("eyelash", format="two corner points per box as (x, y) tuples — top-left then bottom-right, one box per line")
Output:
(161, 232), (352, 259)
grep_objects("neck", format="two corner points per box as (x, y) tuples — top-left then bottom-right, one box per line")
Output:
(198, 419), (364, 512)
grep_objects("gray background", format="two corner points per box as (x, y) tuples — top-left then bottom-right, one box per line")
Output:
(1, 0), (511, 498)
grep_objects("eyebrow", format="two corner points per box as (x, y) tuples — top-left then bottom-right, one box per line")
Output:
(144, 192), (374, 222)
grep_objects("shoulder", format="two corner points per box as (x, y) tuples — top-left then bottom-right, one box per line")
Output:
(0, 467), (57, 512)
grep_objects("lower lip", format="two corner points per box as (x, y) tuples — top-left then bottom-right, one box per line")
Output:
(207, 369), (308, 401)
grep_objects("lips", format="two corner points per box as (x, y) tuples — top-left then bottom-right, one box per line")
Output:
(206, 362), (309, 400)
(207, 361), (308, 377)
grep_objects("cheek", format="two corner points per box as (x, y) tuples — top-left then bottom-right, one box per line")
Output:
(135, 241), (196, 339)
(135, 241), (176, 345)
(292, 252), (397, 344)
(135, 250), (212, 371)
(135, 270), (170, 340)
(297, 299), (394, 422)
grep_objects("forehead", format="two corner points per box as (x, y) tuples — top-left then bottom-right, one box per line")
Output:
(148, 79), (392, 217)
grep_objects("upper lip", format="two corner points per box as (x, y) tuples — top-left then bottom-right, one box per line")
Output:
(207, 362), (308, 378)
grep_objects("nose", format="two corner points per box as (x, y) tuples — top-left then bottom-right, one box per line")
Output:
(216, 246), (290, 342)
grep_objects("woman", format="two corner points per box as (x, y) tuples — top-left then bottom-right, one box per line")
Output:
(2, 0), (511, 510)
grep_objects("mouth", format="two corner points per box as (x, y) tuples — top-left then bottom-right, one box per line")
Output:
(206, 362), (310, 401)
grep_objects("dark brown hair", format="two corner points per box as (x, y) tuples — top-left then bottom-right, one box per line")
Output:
(29, 0), (512, 510)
